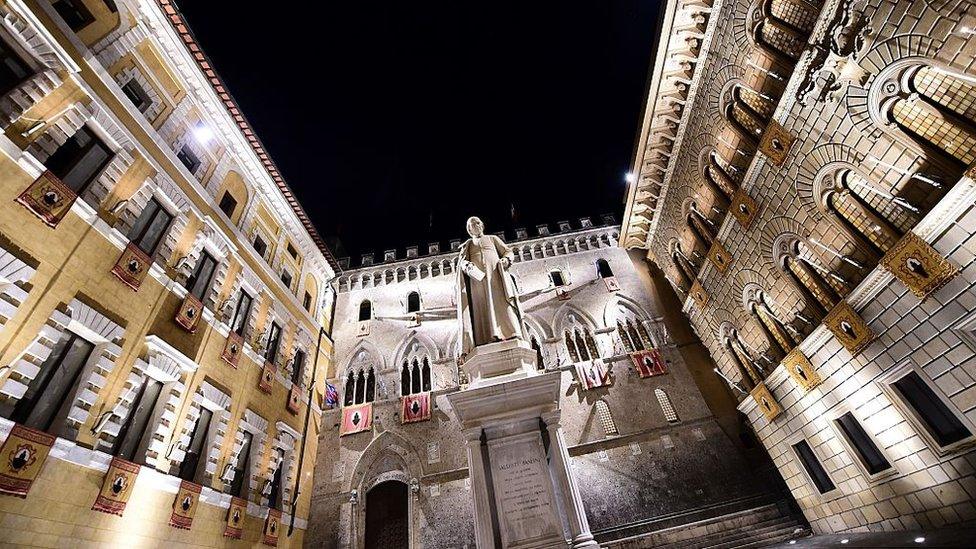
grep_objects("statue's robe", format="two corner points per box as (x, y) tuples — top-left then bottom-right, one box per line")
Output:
(456, 234), (524, 359)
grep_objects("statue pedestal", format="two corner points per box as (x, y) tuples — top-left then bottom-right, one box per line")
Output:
(448, 345), (599, 549)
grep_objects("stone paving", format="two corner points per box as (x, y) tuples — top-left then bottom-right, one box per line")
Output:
(769, 527), (976, 548)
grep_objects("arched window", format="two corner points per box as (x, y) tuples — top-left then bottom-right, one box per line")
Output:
(780, 241), (845, 319)
(410, 358), (421, 394)
(358, 300), (372, 321)
(596, 259), (614, 279)
(595, 400), (618, 436)
(565, 327), (599, 363)
(531, 337), (545, 370)
(565, 330), (580, 363)
(364, 368), (375, 403)
(355, 370), (366, 404)
(671, 244), (697, 290)
(343, 371), (355, 406)
(401, 354), (432, 396)
(750, 0), (820, 63)
(824, 171), (907, 258)
(747, 291), (796, 360)
(421, 357), (431, 392)
(400, 362), (410, 397)
(617, 319), (649, 353)
(687, 205), (716, 250)
(724, 329), (762, 388)
(704, 152), (738, 202)
(882, 65), (976, 169)
(655, 389), (679, 423)
(406, 291), (421, 313)
(725, 84), (774, 144)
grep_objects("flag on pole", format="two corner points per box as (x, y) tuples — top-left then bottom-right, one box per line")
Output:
(325, 382), (339, 409)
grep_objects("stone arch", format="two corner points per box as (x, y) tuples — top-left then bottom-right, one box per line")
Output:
(603, 294), (654, 328)
(348, 430), (423, 493)
(758, 216), (810, 270)
(342, 339), (386, 376)
(391, 331), (440, 370)
(523, 313), (554, 341)
(553, 303), (600, 333)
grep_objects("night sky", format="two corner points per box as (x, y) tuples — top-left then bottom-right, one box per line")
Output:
(177, 2), (663, 261)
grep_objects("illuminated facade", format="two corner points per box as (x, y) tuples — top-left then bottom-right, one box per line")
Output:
(0, 0), (336, 546)
(621, 0), (976, 536)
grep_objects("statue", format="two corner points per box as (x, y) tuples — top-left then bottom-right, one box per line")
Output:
(456, 216), (525, 362)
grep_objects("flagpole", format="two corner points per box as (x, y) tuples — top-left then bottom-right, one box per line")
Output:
(288, 324), (325, 537)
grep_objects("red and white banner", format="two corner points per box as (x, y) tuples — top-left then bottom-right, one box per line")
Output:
(401, 392), (431, 424)
(340, 403), (373, 436)
(575, 360), (610, 390)
(632, 349), (667, 378)
(175, 294), (202, 332)
(0, 424), (55, 497)
(92, 457), (140, 516)
(603, 276), (621, 292)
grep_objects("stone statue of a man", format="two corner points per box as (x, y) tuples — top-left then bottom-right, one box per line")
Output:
(456, 216), (525, 361)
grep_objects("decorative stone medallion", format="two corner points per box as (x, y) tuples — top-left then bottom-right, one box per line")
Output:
(750, 382), (782, 422)
(730, 189), (759, 229)
(823, 301), (874, 356)
(689, 280), (709, 309)
(880, 232), (958, 300)
(782, 348), (821, 392)
(707, 240), (733, 274)
(758, 121), (795, 166)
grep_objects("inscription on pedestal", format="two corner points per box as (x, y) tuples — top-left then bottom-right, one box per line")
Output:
(489, 433), (561, 547)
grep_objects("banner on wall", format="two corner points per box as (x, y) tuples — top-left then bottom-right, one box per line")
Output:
(263, 508), (282, 546)
(91, 457), (140, 516)
(340, 403), (373, 436)
(110, 243), (152, 290)
(603, 276), (621, 292)
(631, 349), (667, 378)
(15, 171), (78, 228)
(175, 294), (203, 332)
(223, 496), (248, 539)
(169, 480), (202, 530)
(221, 332), (244, 368)
(259, 361), (277, 394)
(0, 424), (55, 498)
(287, 384), (303, 415)
(575, 360), (610, 390)
(401, 392), (431, 424)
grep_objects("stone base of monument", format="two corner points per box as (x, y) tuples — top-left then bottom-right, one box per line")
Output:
(448, 349), (600, 549)
(461, 338), (539, 388)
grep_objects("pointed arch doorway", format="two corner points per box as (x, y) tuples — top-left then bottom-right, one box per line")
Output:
(364, 480), (409, 549)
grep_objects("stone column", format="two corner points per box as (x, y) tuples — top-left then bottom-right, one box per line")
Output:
(463, 427), (496, 548)
(542, 412), (599, 548)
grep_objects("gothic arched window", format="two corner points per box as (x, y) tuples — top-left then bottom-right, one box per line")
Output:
(358, 300), (372, 321)
(406, 291), (421, 313)
(531, 336), (545, 370)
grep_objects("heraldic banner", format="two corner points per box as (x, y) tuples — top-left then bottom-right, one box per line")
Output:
(92, 457), (141, 516)
(263, 508), (282, 546)
(175, 294), (203, 332)
(575, 360), (610, 390)
(632, 349), (667, 378)
(340, 403), (373, 436)
(169, 479), (202, 529)
(0, 424), (55, 498)
(401, 392), (431, 424)
(223, 496), (248, 539)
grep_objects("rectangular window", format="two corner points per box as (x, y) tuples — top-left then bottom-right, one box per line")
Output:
(10, 330), (94, 432)
(177, 144), (201, 174)
(45, 126), (113, 194)
(550, 270), (566, 287)
(268, 449), (285, 510)
(303, 291), (313, 312)
(186, 252), (217, 301)
(178, 407), (213, 481)
(127, 197), (173, 255)
(286, 242), (298, 259)
(229, 430), (252, 497)
(253, 234), (267, 258)
(113, 378), (163, 462)
(292, 349), (306, 385)
(280, 269), (292, 290)
(121, 79), (151, 113)
(266, 322), (282, 364)
(0, 38), (31, 97)
(792, 439), (836, 494)
(893, 371), (972, 448)
(52, 0), (95, 31)
(835, 412), (891, 476)
(230, 291), (252, 336)
(218, 191), (237, 218)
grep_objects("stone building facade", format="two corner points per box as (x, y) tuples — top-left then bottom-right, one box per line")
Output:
(307, 220), (802, 548)
(621, 0), (976, 537)
(0, 1), (336, 546)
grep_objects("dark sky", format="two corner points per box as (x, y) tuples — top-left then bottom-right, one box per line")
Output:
(177, 2), (663, 260)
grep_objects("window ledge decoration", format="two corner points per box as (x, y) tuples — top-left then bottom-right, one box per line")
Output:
(169, 480), (202, 530)
(286, 384), (302, 415)
(758, 121), (795, 167)
(689, 280), (709, 309)
(730, 189), (759, 229)
(111, 243), (152, 290)
(263, 508), (282, 547)
(575, 360), (611, 390)
(603, 276), (621, 292)
(0, 423), (55, 497)
(707, 240), (733, 274)
(259, 361), (276, 394)
(16, 171), (78, 228)
(631, 349), (667, 378)
(823, 301), (875, 356)
(751, 382), (783, 422)
(91, 456), (140, 516)
(175, 294), (202, 332)
(783, 348), (822, 392)
(401, 392), (432, 424)
(557, 287), (571, 301)
(340, 403), (373, 436)
(221, 332), (243, 368)
(223, 496), (247, 539)
(880, 232), (958, 300)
